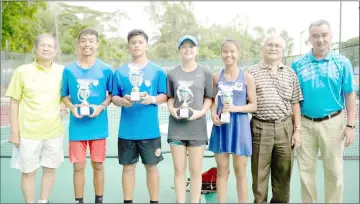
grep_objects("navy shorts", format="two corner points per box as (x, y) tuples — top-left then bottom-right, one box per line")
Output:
(118, 137), (164, 165)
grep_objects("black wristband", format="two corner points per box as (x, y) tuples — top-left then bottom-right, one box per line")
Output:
(346, 124), (355, 129)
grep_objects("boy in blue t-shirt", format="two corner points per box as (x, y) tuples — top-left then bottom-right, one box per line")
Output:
(112, 29), (167, 203)
(61, 28), (113, 204)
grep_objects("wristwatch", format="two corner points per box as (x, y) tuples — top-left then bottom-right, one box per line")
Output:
(346, 124), (356, 129)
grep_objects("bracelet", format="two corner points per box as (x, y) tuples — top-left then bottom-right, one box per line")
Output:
(152, 96), (156, 104)
(346, 124), (355, 129)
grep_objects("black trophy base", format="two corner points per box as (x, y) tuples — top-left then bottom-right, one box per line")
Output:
(176, 108), (193, 119)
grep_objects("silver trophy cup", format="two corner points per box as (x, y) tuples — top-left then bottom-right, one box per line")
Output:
(219, 91), (233, 124)
(129, 69), (143, 102)
(178, 88), (193, 118)
(77, 83), (92, 116)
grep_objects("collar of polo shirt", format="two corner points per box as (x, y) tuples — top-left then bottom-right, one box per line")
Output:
(259, 61), (285, 69)
(34, 58), (54, 71)
(308, 49), (333, 62)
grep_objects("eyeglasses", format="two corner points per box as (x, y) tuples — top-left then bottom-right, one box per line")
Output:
(265, 43), (283, 50)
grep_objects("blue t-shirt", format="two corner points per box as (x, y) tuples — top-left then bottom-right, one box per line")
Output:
(291, 50), (357, 118)
(61, 59), (113, 141)
(112, 61), (167, 140)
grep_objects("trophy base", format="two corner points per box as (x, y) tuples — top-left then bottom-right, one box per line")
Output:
(79, 106), (90, 116)
(178, 107), (195, 119)
(179, 108), (189, 119)
(130, 92), (141, 102)
(221, 113), (230, 124)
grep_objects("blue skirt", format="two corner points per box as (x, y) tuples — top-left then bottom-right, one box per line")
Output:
(208, 113), (252, 156)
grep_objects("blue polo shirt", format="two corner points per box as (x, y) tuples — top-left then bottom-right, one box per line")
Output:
(61, 59), (113, 141)
(112, 61), (167, 140)
(291, 50), (357, 118)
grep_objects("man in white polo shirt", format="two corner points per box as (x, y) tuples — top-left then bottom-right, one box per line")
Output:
(6, 34), (65, 204)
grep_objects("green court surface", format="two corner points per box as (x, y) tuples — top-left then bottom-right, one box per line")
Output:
(0, 157), (359, 203)
(0, 104), (359, 203)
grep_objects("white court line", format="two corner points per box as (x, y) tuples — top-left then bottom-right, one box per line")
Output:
(1, 139), (9, 143)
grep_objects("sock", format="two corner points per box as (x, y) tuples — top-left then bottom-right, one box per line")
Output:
(38, 200), (49, 203)
(75, 197), (84, 203)
(150, 201), (158, 203)
(95, 195), (103, 203)
(124, 200), (133, 203)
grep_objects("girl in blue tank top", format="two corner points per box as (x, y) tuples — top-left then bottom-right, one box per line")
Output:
(208, 39), (257, 203)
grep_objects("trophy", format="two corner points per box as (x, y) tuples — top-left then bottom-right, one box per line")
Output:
(77, 79), (92, 116)
(128, 64), (143, 102)
(218, 89), (233, 124)
(176, 81), (194, 119)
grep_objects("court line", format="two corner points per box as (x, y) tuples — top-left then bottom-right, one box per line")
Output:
(1, 139), (9, 143)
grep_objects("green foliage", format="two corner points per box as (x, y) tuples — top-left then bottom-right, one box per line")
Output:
(7, 0), (357, 67)
(145, 2), (296, 61)
(146, 1), (201, 60)
(2, 1), (131, 65)
(335, 37), (360, 67)
(341, 36), (359, 47)
(2, 1), (46, 52)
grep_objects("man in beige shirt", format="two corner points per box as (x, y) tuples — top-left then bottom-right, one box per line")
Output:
(248, 35), (303, 203)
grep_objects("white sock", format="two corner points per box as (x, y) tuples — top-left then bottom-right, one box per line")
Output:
(38, 200), (48, 203)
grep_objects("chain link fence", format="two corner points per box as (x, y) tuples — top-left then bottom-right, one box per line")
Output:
(283, 44), (359, 70)
(2, 44), (359, 96)
(1, 47), (359, 159)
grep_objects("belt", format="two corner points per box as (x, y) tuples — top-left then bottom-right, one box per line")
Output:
(252, 115), (290, 124)
(302, 110), (342, 122)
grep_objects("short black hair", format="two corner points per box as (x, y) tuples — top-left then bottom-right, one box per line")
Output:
(127, 29), (148, 43)
(78, 27), (99, 41)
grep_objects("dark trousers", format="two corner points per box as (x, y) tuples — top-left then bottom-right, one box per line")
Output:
(250, 117), (294, 203)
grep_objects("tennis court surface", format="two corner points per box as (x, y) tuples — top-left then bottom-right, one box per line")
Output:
(1, 98), (359, 203)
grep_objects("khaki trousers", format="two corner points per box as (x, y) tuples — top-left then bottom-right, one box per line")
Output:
(251, 117), (294, 203)
(297, 112), (345, 203)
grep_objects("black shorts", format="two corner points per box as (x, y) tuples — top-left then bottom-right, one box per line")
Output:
(167, 139), (208, 147)
(118, 137), (164, 165)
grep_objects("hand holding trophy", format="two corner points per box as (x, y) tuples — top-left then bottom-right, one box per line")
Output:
(217, 87), (233, 124)
(176, 81), (194, 119)
(77, 79), (92, 116)
(129, 64), (144, 102)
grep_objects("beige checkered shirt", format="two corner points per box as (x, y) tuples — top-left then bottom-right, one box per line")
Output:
(247, 62), (303, 121)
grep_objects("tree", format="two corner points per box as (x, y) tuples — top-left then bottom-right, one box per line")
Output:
(34, 2), (130, 65)
(279, 30), (294, 56)
(2, 1), (46, 52)
(339, 36), (359, 67)
(146, 1), (201, 59)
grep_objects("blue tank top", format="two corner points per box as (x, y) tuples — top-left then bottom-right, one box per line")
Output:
(208, 68), (252, 156)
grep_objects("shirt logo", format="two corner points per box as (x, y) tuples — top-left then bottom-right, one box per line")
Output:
(145, 80), (151, 87)
(92, 80), (99, 86)
(233, 82), (243, 91)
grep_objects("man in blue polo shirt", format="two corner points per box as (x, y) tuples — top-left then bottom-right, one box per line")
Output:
(112, 29), (167, 203)
(291, 19), (357, 203)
